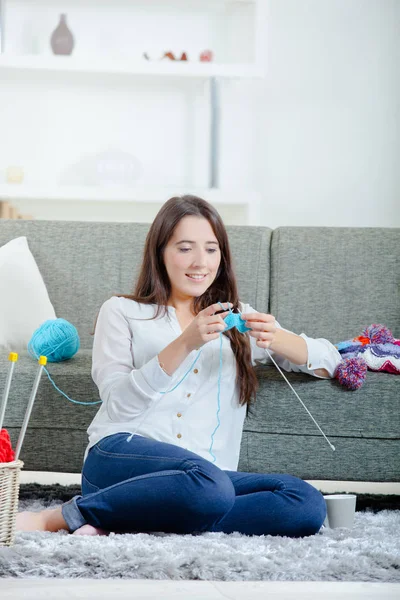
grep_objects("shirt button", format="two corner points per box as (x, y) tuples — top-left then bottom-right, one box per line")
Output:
(193, 369), (199, 374)
(308, 363), (312, 368)
(177, 433), (182, 439)
(187, 393), (191, 398)
(177, 413), (182, 418)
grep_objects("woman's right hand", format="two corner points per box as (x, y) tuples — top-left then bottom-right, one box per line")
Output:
(181, 302), (232, 352)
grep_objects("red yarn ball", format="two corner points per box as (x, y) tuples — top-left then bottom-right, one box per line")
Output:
(362, 324), (394, 344)
(0, 429), (15, 463)
(335, 357), (368, 390)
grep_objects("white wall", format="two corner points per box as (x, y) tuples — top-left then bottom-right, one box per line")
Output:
(257, 0), (400, 227)
(1, 0), (399, 227)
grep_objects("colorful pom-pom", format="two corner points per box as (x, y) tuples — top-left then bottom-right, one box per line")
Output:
(335, 357), (368, 390)
(0, 428), (15, 463)
(362, 324), (394, 344)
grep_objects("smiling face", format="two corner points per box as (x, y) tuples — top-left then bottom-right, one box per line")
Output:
(163, 215), (221, 308)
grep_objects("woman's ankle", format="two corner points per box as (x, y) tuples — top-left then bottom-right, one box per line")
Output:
(16, 507), (70, 532)
(44, 507), (70, 532)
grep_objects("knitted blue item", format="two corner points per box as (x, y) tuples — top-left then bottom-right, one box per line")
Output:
(223, 311), (252, 333)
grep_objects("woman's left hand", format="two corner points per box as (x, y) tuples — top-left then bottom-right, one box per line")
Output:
(241, 312), (277, 348)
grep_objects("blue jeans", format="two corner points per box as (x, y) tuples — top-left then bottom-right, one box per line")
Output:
(61, 433), (327, 537)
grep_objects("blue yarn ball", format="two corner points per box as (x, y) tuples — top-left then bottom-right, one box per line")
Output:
(28, 318), (80, 362)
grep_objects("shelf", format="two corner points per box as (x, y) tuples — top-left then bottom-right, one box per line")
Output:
(0, 0), (266, 226)
(0, 55), (264, 79)
(0, 184), (260, 206)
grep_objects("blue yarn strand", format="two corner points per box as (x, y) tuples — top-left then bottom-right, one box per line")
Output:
(208, 331), (223, 463)
(158, 349), (203, 394)
(206, 301), (232, 462)
(27, 346), (102, 406)
(43, 366), (102, 406)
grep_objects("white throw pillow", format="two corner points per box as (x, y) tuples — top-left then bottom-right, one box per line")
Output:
(0, 236), (56, 351)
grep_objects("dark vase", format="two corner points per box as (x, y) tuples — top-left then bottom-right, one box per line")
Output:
(50, 14), (74, 56)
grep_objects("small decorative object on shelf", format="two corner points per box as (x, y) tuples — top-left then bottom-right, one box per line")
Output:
(0, 200), (32, 220)
(200, 50), (213, 62)
(145, 51), (190, 61)
(162, 51), (176, 61)
(6, 166), (24, 184)
(50, 14), (74, 56)
(95, 150), (143, 187)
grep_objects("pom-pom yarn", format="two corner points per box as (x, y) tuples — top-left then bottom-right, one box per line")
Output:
(335, 357), (368, 390)
(362, 324), (394, 344)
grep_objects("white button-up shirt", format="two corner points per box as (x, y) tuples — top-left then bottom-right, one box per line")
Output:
(86, 296), (342, 470)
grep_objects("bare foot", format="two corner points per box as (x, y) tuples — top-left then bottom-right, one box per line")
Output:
(16, 506), (69, 533)
(72, 524), (109, 536)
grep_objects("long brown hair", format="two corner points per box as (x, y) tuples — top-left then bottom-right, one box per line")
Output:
(119, 195), (258, 416)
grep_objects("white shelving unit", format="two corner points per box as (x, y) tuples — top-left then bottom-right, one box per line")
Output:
(0, 0), (266, 225)
(0, 184), (260, 205)
(0, 184), (261, 226)
(0, 54), (264, 79)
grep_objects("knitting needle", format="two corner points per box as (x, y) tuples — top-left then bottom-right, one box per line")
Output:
(0, 352), (18, 431)
(14, 355), (47, 461)
(265, 348), (336, 452)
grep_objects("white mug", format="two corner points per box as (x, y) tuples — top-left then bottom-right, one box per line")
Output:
(323, 494), (357, 529)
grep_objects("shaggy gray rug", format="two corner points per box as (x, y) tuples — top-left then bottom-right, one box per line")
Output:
(0, 498), (399, 581)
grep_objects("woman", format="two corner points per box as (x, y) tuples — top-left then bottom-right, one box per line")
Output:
(17, 195), (341, 538)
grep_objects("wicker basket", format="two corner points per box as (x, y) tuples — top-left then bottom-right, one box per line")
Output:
(0, 459), (24, 546)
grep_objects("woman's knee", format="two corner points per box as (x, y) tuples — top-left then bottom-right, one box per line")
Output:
(289, 477), (327, 537)
(187, 464), (236, 524)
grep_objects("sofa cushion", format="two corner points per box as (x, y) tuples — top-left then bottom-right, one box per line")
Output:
(239, 430), (399, 482)
(239, 366), (400, 481)
(1, 350), (99, 431)
(0, 221), (151, 349)
(249, 366), (399, 439)
(270, 227), (400, 343)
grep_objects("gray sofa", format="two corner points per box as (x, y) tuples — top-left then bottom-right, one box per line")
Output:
(0, 220), (399, 482)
